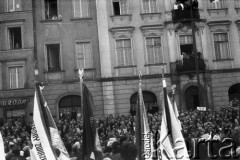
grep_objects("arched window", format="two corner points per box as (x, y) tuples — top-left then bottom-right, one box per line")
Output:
(184, 85), (199, 111)
(130, 91), (158, 115)
(228, 84), (240, 107)
(58, 95), (81, 120)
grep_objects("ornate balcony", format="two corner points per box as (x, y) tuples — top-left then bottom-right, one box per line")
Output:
(172, 9), (200, 22)
(172, 53), (206, 73)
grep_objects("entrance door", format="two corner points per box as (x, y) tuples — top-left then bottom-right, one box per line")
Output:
(185, 85), (199, 111)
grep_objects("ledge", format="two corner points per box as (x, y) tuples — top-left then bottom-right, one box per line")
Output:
(40, 19), (63, 23)
(114, 65), (137, 69)
(144, 63), (166, 66)
(212, 58), (233, 62)
(0, 19), (25, 24)
(70, 17), (92, 21)
(207, 8), (228, 15)
(74, 68), (95, 71)
(43, 70), (65, 73)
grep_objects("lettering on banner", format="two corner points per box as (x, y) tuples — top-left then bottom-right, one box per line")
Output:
(143, 131), (152, 159)
(31, 122), (47, 160)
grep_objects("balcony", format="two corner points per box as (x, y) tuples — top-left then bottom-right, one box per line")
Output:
(172, 9), (200, 22)
(171, 53), (206, 73)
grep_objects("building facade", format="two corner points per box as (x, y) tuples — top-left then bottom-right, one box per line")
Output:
(0, 0), (35, 122)
(1, 0), (240, 121)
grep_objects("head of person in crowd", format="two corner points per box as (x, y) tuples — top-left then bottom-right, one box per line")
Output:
(120, 142), (137, 160)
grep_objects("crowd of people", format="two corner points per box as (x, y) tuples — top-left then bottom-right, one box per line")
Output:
(0, 104), (240, 159)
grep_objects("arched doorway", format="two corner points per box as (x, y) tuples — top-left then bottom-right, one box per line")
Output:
(58, 95), (81, 120)
(184, 85), (199, 111)
(228, 84), (240, 101)
(130, 91), (158, 115)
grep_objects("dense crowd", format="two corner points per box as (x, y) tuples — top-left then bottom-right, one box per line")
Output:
(1, 104), (240, 159)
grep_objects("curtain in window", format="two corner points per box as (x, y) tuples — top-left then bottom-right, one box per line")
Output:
(179, 35), (193, 44)
(76, 42), (93, 69)
(74, 0), (89, 17)
(116, 39), (132, 66)
(146, 37), (162, 64)
(8, 0), (14, 11)
(214, 33), (229, 59)
(235, 0), (240, 8)
(209, 0), (226, 9)
(9, 67), (23, 89)
(142, 0), (157, 13)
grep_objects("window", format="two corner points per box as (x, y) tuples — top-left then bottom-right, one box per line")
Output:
(209, 0), (227, 9)
(8, 0), (22, 12)
(46, 44), (61, 72)
(116, 39), (133, 66)
(9, 66), (24, 89)
(112, 0), (129, 15)
(8, 27), (22, 50)
(75, 42), (93, 69)
(73, 0), (90, 18)
(45, 0), (58, 19)
(179, 35), (193, 55)
(146, 37), (163, 64)
(141, 0), (157, 13)
(213, 33), (230, 60)
(235, 0), (240, 8)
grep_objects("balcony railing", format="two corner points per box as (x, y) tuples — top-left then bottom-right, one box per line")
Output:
(172, 54), (206, 73)
(172, 8), (200, 22)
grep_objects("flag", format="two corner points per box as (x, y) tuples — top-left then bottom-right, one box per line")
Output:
(31, 83), (70, 160)
(210, 0), (219, 3)
(29, 148), (38, 160)
(81, 84), (103, 160)
(172, 99), (182, 130)
(160, 78), (189, 160)
(0, 132), (5, 160)
(135, 76), (153, 160)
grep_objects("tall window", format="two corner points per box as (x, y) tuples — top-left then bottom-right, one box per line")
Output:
(112, 0), (129, 15)
(8, 0), (22, 12)
(76, 42), (93, 69)
(235, 0), (240, 8)
(209, 0), (227, 9)
(213, 33), (230, 60)
(142, 0), (157, 13)
(179, 35), (193, 55)
(46, 44), (61, 72)
(45, 0), (58, 19)
(8, 27), (22, 50)
(9, 66), (24, 89)
(146, 37), (162, 64)
(116, 39), (133, 66)
(73, 0), (90, 18)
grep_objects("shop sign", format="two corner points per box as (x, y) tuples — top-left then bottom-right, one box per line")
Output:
(0, 98), (30, 107)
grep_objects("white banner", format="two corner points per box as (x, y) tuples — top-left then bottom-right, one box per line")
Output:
(31, 91), (57, 160)
(0, 132), (6, 160)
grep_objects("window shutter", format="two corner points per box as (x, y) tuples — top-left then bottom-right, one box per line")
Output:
(9, 68), (16, 89)
(81, 0), (89, 17)
(76, 43), (84, 69)
(83, 43), (93, 68)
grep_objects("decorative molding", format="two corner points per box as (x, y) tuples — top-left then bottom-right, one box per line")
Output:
(140, 24), (164, 37)
(207, 20), (231, 32)
(0, 19), (25, 24)
(109, 26), (135, 39)
(236, 20), (240, 29)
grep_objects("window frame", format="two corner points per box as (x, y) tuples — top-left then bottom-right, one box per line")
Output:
(112, 0), (129, 16)
(212, 32), (231, 60)
(114, 38), (134, 67)
(75, 40), (94, 69)
(141, 0), (159, 14)
(6, 61), (25, 90)
(73, 0), (90, 18)
(6, 24), (23, 50)
(7, 0), (22, 12)
(44, 42), (62, 72)
(208, 0), (227, 9)
(144, 36), (163, 64)
(43, 0), (59, 20)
